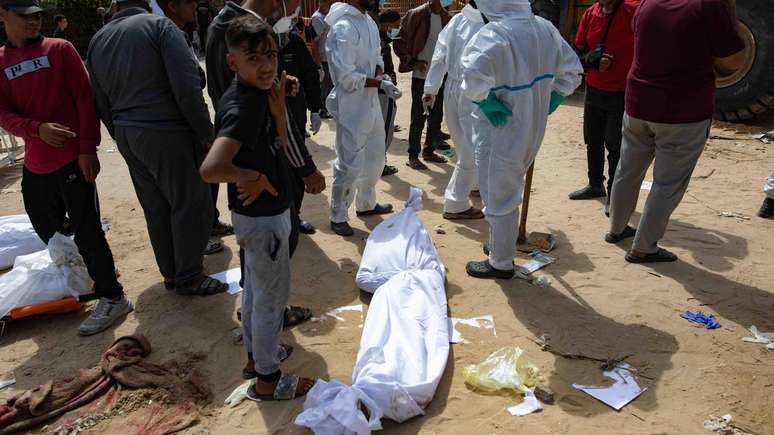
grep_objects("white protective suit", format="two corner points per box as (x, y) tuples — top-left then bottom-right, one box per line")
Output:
(325, 3), (386, 223)
(461, 0), (583, 270)
(424, 4), (485, 214)
(766, 168), (774, 199)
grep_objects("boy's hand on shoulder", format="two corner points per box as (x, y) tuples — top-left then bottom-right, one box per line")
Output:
(303, 170), (326, 194)
(237, 173), (278, 206)
(269, 72), (288, 120)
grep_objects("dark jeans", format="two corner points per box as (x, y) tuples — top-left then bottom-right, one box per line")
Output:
(583, 85), (624, 193)
(21, 161), (123, 298)
(409, 77), (444, 158)
(115, 126), (212, 282)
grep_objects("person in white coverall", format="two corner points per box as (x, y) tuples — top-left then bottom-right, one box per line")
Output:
(461, 0), (583, 279)
(326, 0), (403, 237)
(423, 0), (486, 220)
(760, 169), (774, 219)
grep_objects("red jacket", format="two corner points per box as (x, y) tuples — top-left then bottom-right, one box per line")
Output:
(393, 3), (451, 74)
(575, 0), (638, 92)
(0, 37), (100, 175)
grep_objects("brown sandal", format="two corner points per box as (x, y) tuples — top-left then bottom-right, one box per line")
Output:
(406, 159), (428, 170)
(422, 153), (447, 163)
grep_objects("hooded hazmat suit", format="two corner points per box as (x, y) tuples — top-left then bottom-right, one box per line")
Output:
(424, 4), (485, 214)
(461, 0), (583, 271)
(325, 2), (386, 223)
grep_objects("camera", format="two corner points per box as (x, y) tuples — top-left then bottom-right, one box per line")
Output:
(585, 46), (605, 70)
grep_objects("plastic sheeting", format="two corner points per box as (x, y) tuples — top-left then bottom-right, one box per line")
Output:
(0, 233), (92, 319)
(296, 188), (450, 434)
(0, 215), (46, 270)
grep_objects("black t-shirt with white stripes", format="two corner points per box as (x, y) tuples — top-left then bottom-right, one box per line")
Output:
(216, 79), (292, 217)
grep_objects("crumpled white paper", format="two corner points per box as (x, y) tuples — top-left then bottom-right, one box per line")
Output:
(742, 325), (774, 350)
(572, 363), (646, 411)
(448, 315), (496, 344)
(313, 304), (363, 322)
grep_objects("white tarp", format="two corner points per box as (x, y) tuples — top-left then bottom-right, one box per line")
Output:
(296, 188), (450, 434)
(0, 233), (92, 319)
(0, 215), (46, 270)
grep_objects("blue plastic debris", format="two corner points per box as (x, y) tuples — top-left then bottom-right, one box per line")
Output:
(681, 311), (721, 329)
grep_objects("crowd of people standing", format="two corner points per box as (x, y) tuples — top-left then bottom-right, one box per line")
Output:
(0, 0), (766, 405)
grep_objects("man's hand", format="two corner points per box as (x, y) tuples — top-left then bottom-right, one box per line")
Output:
(422, 94), (436, 115)
(39, 123), (77, 147)
(599, 54), (614, 72)
(269, 72), (288, 119)
(286, 74), (300, 97)
(303, 170), (326, 194)
(414, 60), (429, 74)
(237, 173), (278, 206)
(380, 80), (402, 100)
(78, 154), (101, 182)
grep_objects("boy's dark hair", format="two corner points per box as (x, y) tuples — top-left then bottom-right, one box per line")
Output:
(226, 14), (277, 53)
(379, 10), (401, 24)
(54, 14), (66, 24)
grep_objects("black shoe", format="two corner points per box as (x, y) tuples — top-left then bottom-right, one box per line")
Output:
(759, 198), (774, 219)
(320, 111), (333, 119)
(605, 225), (637, 244)
(330, 221), (354, 236)
(438, 131), (451, 141)
(299, 219), (316, 234)
(433, 140), (451, 151)
(382, 165), (399, 177)
(466, 260), (514, 280)
(569, 185), (606, 200)
(356, 203), (394, 217)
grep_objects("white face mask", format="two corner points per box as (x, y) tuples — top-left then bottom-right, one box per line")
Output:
(273, 2), (300, 34)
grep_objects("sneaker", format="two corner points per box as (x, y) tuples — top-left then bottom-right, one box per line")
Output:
(759, 198), (774, 219)
(568, 185), (606, 200)
(382, 165), (399, 177)
(433, 140), (451, 151)
(299, 219), (316, 234)
(79, 296), (133, 336)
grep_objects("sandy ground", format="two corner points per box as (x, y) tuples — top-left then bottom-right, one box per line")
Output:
(1, 68), (774, 435)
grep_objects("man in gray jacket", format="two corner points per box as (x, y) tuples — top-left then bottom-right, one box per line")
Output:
(88, 0), (228, 296)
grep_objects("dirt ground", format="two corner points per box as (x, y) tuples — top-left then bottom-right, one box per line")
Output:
(1, 68), (773, 435)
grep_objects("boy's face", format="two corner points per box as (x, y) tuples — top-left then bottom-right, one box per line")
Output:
(227, 37), (278, 91)
(0, 8), (42, 40)
(59, 18), (68, 29)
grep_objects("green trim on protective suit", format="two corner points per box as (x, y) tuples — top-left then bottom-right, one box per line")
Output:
(549, 91), (566, 115)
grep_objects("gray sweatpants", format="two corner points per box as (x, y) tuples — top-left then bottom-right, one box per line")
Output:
(609, 114), (711, 254)
(115, 126), (212, 282)
(233, 209), (291, 375)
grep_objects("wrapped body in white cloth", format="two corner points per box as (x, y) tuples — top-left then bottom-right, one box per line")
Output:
(296, 188), (450, 434)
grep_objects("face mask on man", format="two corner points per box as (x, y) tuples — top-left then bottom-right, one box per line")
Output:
(440, 0), (453, 7)
(387, 28), (400, 39)
(272, 1), (300, 34)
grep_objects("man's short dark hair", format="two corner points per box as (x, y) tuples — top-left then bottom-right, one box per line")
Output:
(379, 10), (401, 24)
(157, 0), (182, 12)
(226, 14), (277, 53)
(54, 14), (66, 24)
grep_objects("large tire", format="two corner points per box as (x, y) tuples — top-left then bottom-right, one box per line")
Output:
(530, 0), (560, 26)
(715, 0), (774, 122)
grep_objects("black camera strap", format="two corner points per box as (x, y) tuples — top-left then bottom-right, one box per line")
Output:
(599, 0), (623, 50)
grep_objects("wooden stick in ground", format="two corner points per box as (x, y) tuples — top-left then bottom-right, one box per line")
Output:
(518, 162), (535, 244)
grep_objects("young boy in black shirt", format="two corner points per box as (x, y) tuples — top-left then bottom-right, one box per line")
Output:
(200, 15), (314, 401)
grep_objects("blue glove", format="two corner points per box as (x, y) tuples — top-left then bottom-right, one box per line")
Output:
(549, 91), (566, 115)
(680, 311), (721, 329)
(475, 91), (512, 127)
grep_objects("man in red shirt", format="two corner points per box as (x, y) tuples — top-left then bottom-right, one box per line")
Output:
(606, 0), (745, 263)
(570, 0), (637, 208)
(0, 0), (132, 335)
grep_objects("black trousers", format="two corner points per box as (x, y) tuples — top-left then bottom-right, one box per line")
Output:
(21, 161), (123, 298)
(583, 85), (625, 193)
(211, 183), (220, 227)
(409, 77), (444, 158)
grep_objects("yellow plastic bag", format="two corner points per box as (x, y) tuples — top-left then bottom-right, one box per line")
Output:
(462, 347), (542, 395)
